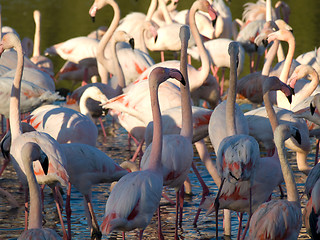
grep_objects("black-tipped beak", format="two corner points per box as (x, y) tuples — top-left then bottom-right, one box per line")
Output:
(180, 75), (186, 86)
(294, 129), (301, 145)
(129, 38), (134, 49)
(41, 156), (49, 175)
(91, 16), (95, 23)
(290, 86), (295, 95)
(286, 94), (292, 104)
(212, 19), (217, 28)
(262, 39), (268, 48)
(310, 103), (316, 115)
(154, 35), (158, 43)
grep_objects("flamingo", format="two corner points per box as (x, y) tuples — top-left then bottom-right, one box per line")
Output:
(0, 32), (69, 239)
(296, 46), (320, 78)
(286, 64), (320, 109)
(29, 10), (54, 77)
(18, 142), (62, 240)
(140, 25), (194, 239)
(89, 0), (154, 85)
(211, 0), (233, 39)
(60, 143), (129, 239)
(247, 124), (302, 240)
(100, 67), (185, 239)
(208, 42), (260, 238)
(303, 177), (320, 239)
(187, 38), (245, 95)
(134, 0), (221, 109)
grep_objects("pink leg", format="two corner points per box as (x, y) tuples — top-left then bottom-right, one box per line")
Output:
(179, 185), (185, 228)
(139, 229), (144, 240)
(175, 190), (180, 240)
(66, 182), (72, 240)
(162, 191), (175, 205)
(237, 212), (244, 240)
(84, 194), (102, 239)
(130, 139), (145, 166)
(98, 117), (107, 139)
(161, 51), (165, 62)
(157, 206), (164, 240)
(53, 186), (68, 240)
(315, 139), (319, 165)
(192, 162), (210, 226)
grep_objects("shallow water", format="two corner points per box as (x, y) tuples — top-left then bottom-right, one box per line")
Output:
(0, 111), (315, 239)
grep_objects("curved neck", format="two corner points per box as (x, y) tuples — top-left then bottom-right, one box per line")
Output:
(263, 84), (279, 134)
(158, 0), (173, 24)
(110, 38), (125, 94)
(22, 150), (43, 229)
(148, 80), (162, 171)
(279, 33), (295, 83)
(10, 41), (24, 140)
(79, 90), (94, 122)
(32, 11), (41, 57)
(146, 0), (158, 21)
(275, 134), (299, 203)
(96, 0), (120, 74)
(265, 0), (272, 21)
(189, 1), (210, 85)
(262, 40), (279, 76)
(179, 29), (193, 141)
(226, 48), (237, 136)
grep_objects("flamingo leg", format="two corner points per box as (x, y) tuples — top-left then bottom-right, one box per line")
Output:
(179, 185), (185, 228)
(139, 229), (144, 240)
(192, 161), (210, 226)
(84, 194), (102, 240)
(157, 206), (164, 240)
(98, 117), (107, 139)
(24, 187), (29, 230)
(237, 212), (244, 240)
(175, 190), (180, 240)
(215, 178), (225, 239)
(130, 139), (145, 166)
(0, 157), (10, 178)
(53, 185), (68, 240)
(314, 139), (319, 165)
(66, 182), (72, 240)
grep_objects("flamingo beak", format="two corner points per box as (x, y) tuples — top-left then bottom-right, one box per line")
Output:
(129, 38), (135, 49)
(89, 5), (98, 23)
(310, 102), (316, 115)
(40, 155), (49, 175)
(293, 128), (301, 145)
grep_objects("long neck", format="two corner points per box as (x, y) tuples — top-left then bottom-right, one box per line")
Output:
(263, 84), (279, 134)
(110, 39), (125, 94)
(96, 0), (120, 73)
(32, 11), (41, 57)
(10, 41), (24, 140)
(189, 2), (210, 87)
(279, 33), (295, 83)
(146, 0), (158, 21)
(79, 90), (94, 122)
(266, 0), (272, 21)
(262, 40), (279, 76)
(275, 133), (300, 203)
(148, 81), (162, 171)
(226, 48), (237, 136)
(179, 30), (193, 141)
(23, 156), (43, 229)
(295, 69), (319, 103)
(158, 0), (173, 24)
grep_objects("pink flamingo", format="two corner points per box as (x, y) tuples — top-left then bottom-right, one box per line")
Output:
(140, 25), (193, 239)
(18, 142), (63, 239)
(134, 0), (221, 109)
(208, 41), (260, 238)
(0, 32), (69, 239)
(60, 142), (129, 239)
(303, 177), (320, 239)
(205, 75), (293, 239)
(29, 10), (54, 77)
(89, 0), (154, 85)
(247, 124), (302, 240)
(296, 46), (320, 78)
(100, 67), (185, 239)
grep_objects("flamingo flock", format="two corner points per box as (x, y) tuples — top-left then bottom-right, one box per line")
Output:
(0, 0), (320, 239)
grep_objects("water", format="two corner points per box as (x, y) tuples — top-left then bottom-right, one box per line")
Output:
(0, 0), (319, 239)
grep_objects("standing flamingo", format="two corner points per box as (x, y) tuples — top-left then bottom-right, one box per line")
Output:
(247, 124), (302, 239)
(18, 142), (62, 240)
(140, 25), (193, 239)
(89, 0), (154, 85)
(100, 67), (185, 239)
(0, 32), (69, 239)
(208, 41), (260, 238)
(134, 0), (221, 109)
